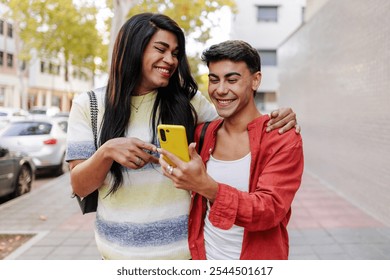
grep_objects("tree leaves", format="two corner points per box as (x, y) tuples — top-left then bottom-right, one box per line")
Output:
(6, 0), (107, 81)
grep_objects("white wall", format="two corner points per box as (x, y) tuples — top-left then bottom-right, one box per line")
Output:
(27, 58), (92, 94)
(305, 0), (330, 21)
(278, 0), (390, 225)
(231, 0), (306, 47)
(230, 0), (306, 105)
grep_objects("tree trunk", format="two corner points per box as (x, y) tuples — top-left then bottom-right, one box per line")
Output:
(64, 62), (69, 82)
(107, 0), (137, 70)
(13, 19), (28, 110)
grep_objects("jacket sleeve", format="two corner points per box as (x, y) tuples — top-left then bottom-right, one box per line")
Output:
(207, 137), (304, 232)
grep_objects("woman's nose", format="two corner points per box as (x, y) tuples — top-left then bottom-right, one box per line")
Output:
(163, 53), (175, 65)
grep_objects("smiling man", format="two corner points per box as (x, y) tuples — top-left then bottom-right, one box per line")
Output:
(158, 40), (304, 260)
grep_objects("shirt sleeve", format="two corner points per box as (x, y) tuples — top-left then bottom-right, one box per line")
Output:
(190, 91), (219, 123)
(208, 137), (304, 232)
(65, 93), (95, 161)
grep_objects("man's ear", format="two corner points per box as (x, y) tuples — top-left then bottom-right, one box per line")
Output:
(252, 71), (262, 91)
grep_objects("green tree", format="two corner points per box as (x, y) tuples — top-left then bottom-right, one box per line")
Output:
(3, 0), (107, 108)
(107, 0), (236, 92)
(128, 0), (236, 44)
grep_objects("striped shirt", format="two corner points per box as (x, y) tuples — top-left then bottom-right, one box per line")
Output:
(66, 87), (217, 259)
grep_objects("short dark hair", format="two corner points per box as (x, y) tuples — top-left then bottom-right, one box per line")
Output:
(201, 40), (261, 73)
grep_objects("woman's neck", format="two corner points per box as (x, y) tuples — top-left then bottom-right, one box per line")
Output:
(132, 89), (156, 96)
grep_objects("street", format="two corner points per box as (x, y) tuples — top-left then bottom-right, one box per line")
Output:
(32, 173), (58, 191)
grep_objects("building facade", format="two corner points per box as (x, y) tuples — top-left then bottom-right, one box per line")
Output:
(0, 3), (93, 112)
(304, 0), (329, 21)
(0, 7), (24, 109)
(230, 0), (306, 113)
(278, 0), (390, 225)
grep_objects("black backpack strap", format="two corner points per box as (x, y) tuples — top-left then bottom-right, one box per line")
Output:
(73, 90), (99, 214)
(87, 90), (98, 150)
(198, 121), (210, 154)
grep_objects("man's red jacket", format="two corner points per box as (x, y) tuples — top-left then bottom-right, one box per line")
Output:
(188, 115), (304, 260)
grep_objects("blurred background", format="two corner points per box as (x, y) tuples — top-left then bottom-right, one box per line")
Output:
(1, 0), (389, 228)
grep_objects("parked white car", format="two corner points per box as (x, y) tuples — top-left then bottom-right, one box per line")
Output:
(0, 107), (30, 121)
(0, 118), (69, 176)
(0, 107), (31, 132)
(29, 106), (60, 119)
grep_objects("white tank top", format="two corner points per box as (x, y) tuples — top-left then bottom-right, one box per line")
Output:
(204, 153), (251, 260)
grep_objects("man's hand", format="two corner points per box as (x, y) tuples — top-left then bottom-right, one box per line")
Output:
(266, 107), (301, 134)
(158, 143), (218, 201)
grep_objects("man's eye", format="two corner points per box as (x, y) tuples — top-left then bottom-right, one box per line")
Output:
(228, 79), (237, 83)
(209, 79), (219, 84)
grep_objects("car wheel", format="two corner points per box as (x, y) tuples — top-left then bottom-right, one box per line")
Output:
(14, 165), (33, 197)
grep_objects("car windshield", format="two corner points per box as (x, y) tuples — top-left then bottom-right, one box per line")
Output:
(57, 121), (68, 133)
(29, 109), (47, 115)
(1, 122), (52, 136)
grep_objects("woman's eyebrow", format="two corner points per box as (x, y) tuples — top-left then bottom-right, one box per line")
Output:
(153, 41), (169, 47)
(153, 41), (179, 50)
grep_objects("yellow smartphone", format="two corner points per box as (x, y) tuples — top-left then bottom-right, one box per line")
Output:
(157, 124), (190, 166)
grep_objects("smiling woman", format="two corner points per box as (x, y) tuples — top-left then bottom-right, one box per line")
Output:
(65, 12), (218, 260)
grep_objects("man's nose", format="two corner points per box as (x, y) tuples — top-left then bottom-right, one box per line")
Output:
(216, 82), (228, 94)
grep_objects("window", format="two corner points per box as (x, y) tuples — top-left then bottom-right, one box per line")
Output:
(0, 87), (5, 106)
(49, 62), (54, 74)
(21, 61), (26, 71)
(6, 53), (13, 67)
(48, 63), (60, 75)
(7, 23), (13, 38)
(57, 121), (68, 133)
(40, 61), (60, 75)
(72, 68), (89, 80)
(2, 122), (52, 136)
(257, 6), (278, 22)
(258, 50), (277, 66)
(40, 61), (45, 73)
(0, 20), (4, 35)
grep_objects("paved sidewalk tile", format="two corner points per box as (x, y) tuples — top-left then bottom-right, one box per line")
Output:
(1, 170), (390, 260)
(289, 172), (390, 260)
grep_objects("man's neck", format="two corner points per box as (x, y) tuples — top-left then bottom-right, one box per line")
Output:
(223, 107), (261, 134)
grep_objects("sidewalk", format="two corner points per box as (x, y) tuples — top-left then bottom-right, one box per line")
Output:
(0, 171), (389, 260)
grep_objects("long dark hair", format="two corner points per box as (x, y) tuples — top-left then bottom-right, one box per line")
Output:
(100, 13), (198, 194)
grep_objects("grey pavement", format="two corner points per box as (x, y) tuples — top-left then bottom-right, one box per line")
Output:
(1, 170), (390, 260)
